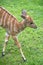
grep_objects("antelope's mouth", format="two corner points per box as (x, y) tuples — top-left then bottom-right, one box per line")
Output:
(31, 24), (37, 29)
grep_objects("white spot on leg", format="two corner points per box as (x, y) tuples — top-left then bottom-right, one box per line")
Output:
(5, 32), (9, 37)
(5, 39), (8, 43)
(5, 33), (9, 42)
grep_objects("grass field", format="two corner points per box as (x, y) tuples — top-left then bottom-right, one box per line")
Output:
(0, 0), (43, 65)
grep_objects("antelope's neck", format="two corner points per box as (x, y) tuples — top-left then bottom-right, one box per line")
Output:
(19, 20), (26, 32)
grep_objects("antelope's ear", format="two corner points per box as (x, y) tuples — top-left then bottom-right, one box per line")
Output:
(21, 10), (27, 19)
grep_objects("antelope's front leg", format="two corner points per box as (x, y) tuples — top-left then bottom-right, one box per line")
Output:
(12, 36), (26, 61)
(2, 33), (10, 56)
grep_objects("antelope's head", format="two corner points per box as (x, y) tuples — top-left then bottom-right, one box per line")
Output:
(21, 10), (37, 29)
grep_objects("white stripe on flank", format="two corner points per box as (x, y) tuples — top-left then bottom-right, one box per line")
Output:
(7, 15), (11, 27)
(10, 18), (14, 32)
(0, 11), (5, 25)
(14, 20), (18, 32)
(4, 13), (8, 26)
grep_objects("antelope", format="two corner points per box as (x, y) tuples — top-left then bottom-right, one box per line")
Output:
(0, 7), (37, 61)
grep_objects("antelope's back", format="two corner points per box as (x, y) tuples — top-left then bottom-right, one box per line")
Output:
(0, 7), (20, 35)
(0, 7), (15, 33)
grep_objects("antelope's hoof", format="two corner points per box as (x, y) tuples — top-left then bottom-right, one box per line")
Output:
(2, 52), (5, 56)
(22, 57), (26, 62)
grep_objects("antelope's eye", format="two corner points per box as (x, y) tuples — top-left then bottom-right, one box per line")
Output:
(30, 22), (33, 24)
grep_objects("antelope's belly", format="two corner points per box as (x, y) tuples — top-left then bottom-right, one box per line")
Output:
(6, 28), (19, 36)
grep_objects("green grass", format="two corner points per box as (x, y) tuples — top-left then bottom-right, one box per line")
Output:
(0, 0), (43, 65)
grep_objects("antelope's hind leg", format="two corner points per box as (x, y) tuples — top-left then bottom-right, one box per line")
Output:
(2, 33), (10, 56)
(12, 36), (26, 61)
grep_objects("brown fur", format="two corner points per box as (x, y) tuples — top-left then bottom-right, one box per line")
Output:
(0, 7), (37, 61)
